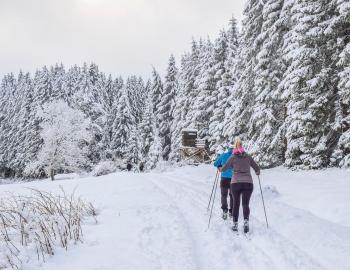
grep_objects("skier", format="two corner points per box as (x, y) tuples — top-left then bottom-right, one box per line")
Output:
(126, 162), (132, 172)
(219, 137), (260, 233)
(214, 144), (234, 220)
(139, 162), (144, 172)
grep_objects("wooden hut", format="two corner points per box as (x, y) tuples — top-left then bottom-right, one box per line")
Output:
(179, 129), (210, 164)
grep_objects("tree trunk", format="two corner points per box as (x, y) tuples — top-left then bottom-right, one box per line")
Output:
(50, 168), (55, 181)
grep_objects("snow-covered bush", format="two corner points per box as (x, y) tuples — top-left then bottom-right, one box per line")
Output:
(24, 100), (91, 180)
(91, 161), (118, 176)
(0, 189), (97, 269)
(91, 158), (129, 176)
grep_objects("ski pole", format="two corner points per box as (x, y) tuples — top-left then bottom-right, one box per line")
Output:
(207, 170), (219, 211)
(258, 175), (269, 228)
(207, 171), (219, 229)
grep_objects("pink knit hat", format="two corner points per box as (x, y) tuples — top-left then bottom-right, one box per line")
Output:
(233, 146), (245, 154)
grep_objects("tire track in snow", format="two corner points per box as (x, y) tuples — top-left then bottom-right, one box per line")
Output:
(153, 172), (327, 270)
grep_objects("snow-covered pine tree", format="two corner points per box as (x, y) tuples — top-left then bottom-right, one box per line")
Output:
(32, 66), (53, 106)
(282, 0), (338, 169)
(50, 63), (67, 101)
(139, 91), (155, 160)
(146, 129), (162, 169)
(222, 17), (240, 144)
(208, 30), (231, 151)
(63, 65), (81, 102)
(110, 86), (138, 162)
(329, 0), (350, 167)
(126, 75), (146, 124)
(170, 40), (201, 160)
(1, 73), (22, 174)
(246, 0), (290, 167)
(336, 42), (350, 167)
(150, 68), (163, 118)
(72, 63), (106, 164)
(0, 74), (18, 177)
(101, 75), (124, 160)
(226, 16), (239, 72)
(223, 0), (264, 144)
(169, 55), (188, 161)
(185, 39), (215, 139)
(8, 72), (35, 175)
(158, 55), (178, 160)
(24, 100), (91, 180)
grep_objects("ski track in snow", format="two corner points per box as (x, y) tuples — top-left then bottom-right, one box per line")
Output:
(157, 169), (350, 270)
(136, 177), (199, 270)
(1, 165), (349, 270)
(148, 172), (326, 270)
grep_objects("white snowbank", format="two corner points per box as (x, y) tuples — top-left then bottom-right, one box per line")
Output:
(0, 165), (349, 270)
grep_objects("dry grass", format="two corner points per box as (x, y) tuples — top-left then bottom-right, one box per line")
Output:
(0, 188), (97, 269)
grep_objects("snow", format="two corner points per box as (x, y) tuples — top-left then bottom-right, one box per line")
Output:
(0, 165), (349, 270)
(182, 128), (198, 132)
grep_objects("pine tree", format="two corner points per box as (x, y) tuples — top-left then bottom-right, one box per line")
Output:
(10, 72), (35, 174)
(110, 86), (138, 161)
(208, 30), (231, 151)
(0, 74), (17, 177)
(245, 0), (291, 167)
(226, 16), (239, 72)
(72, 63), (106, 164)
(185, 39), (215, 139)
(158, 55), (178, 160)
(50, 63), (67, 101)
(223, 0), (264, 144)
(146, 129), (162, 169)
(282, 0), (338, 168)
(126, 75), (146, 124)
(336, 42), (350, 167)
(330, 0), (350, 167)
(139, 93), (155, 160)
(101, 76), (124, 160)
(170, 40), (201, 160)
(150, 68), (163, 118)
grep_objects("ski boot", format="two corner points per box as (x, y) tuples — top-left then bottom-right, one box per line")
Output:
(243, 219), (249, 234)
(222, 211), (228, 220)
(232, 222), (238, 232)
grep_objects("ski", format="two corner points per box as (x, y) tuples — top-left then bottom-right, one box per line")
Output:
(243, 232), (252, 240)
(231, 227), (239, 236)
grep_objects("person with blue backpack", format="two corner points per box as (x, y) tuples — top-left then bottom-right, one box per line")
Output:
(214, 144), (234, 220)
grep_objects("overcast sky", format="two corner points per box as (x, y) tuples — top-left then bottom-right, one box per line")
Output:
(0, 0), (245, 79)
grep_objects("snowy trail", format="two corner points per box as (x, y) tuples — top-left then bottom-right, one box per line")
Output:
(148, 172), (326, 270)
(153, 167), (350, 270)
(0, 165), (349, 270)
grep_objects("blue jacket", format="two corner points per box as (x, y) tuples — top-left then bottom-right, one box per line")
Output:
(214, 149), (233, 179)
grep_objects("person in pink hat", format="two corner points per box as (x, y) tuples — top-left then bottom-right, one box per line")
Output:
(219, 137), (260, 233)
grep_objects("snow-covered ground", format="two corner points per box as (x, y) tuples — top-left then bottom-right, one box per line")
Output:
(0, 165), (349, 270)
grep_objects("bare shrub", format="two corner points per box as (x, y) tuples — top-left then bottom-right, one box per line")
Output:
(0, 188), (97, 269)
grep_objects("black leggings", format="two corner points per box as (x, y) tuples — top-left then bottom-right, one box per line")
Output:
(220, 178), (233, 213)
(230, 183), (253, 222)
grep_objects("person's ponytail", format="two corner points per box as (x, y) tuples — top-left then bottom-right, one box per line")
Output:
(234, 136), (242, 149)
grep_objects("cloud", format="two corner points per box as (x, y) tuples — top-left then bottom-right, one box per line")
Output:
(0, 0), (245, 78)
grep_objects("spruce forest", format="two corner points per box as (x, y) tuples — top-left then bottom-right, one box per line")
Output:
(0, 0), (349, 178)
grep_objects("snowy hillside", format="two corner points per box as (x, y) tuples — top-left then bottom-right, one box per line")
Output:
(1, 165), (349, 270)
